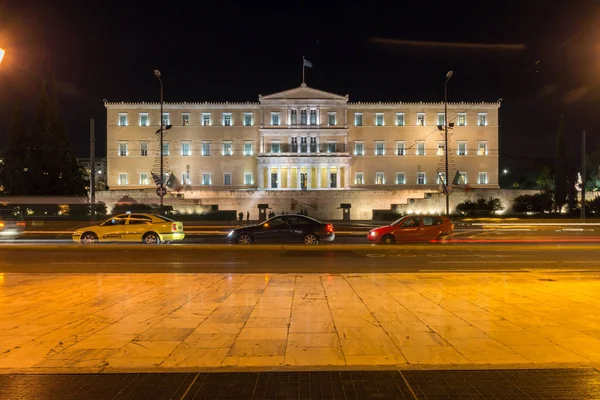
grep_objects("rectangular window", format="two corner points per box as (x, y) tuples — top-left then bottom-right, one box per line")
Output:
(328, 112), (336, 126)
(300, 110), (307, 125)
(243, 113), (252, 126)
(478, 141), (488, 156)
(181, 141), (191, 156)
(118, 173), (128, 185)
(457, 141), (467, 156)
(310, 137), (317, 153)
(375, 113), (384, 126)
(437, 141), (445, 156)
(140, 173), (149, 185)
(310, 109), (317, 125)
(437, 113), (445, 126)
(417, 172), (426, 185)
(223, 142), (233, 156)
(182, 113), (190, 126)
(244, 141), (253, 156)
(162, 113), (170, 126)
(271, 142), (281, 153)
(327, 142), (336, 153)
(140, 142), (148, 156)
(354, 142), (364, 156)
(416, 141), (425, 156)
(437, 172), (446, 185)
(355, 172), (364, 185)
(375, 172), (385, 185)
(396, 113), (405, 126)
(290, 110), (297, 125)
(396, 141), (406, 156)
(271, 172), (278, 188)
(271, 112), (280, 126)
(202, 173), (211, 185)
(478, 172), (488, 184)
(396, 172), (406, 185)
(202, 113), (211, 126)
(162, 143), (170, 156)
(458, 172), (467, 185)
(457, 113), (466, 126)
(118, 113), (128, 126)
(244, 172), (253, 185)
(139, 113), (149, 126)
(223, 113), (232, 126)
(223, 172), (232, 186)
(375, 141), (385, 156)
(354, 113), (363, 126)
(118, 142), (127, 156)
(182, 172), (191, 185)
(201, 141), (211, 156)
(478, 113), (487, 126)
(417, 113), (425, 126)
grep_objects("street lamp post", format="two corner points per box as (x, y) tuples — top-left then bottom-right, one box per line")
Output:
(154, 70), (165, 213)
(444, 71), (453, 217)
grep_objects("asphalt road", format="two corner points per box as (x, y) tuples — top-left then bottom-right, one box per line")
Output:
(1, 243), (599, 273)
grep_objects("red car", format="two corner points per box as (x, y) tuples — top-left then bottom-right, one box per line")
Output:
(367, 215), (454, 244)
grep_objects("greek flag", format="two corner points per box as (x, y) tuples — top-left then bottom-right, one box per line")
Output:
(303, 59), (313, 68)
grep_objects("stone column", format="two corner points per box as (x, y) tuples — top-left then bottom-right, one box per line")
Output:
(317, 166), (322, 189)
(287, 167), (291, 190)
(258, 166), (264, 189)
(336, 166), (341, 189)
(344, 166), (350, 189)
(277, 167), (281, 189)
(316, 136), (320, 153)
(297, 167), (301, 189)
(260, 136), (264, 154)
(307, 165), (312, 189)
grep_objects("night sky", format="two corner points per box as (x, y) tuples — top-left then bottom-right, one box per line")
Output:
(1, 0), (599, 166)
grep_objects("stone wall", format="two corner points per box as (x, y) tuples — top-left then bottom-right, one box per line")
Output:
(95, 189), (600, 220)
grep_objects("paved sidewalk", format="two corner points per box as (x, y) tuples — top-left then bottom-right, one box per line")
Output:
(1, 269), (600, 372)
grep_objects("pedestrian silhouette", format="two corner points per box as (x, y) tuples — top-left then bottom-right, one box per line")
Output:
(246, 211), (249, 222)
(238, 212), (243, 221)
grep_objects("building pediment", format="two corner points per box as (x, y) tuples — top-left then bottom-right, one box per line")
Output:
(260, 83), (348, 102)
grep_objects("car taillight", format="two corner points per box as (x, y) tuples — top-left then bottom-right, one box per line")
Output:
(0, 222), (3, 227)
(171, 223), (177, 232)
(326, 224), (333, 233)
(16, 222), (26, 227)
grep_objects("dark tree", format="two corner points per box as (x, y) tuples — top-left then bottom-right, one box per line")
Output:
(0, 102), (33, 195)
(554, 115), (567, 213)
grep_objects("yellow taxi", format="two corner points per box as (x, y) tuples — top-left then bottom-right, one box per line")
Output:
(73, 213), (185, 244)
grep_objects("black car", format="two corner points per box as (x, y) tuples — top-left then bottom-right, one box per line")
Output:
(227, 214), (335, 244)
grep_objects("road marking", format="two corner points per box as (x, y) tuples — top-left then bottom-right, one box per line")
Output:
(428, 260), (600, 264)
(51, 261), (248, 265)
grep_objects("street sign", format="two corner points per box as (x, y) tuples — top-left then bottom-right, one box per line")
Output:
(156, 186), (167, 197)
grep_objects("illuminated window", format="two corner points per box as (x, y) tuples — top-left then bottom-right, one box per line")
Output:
(457, 113), (466, 126)
(327, 142), (336, 153)
(243, 113), (252, 126)
(118, 113), (128, 126)
(417, 113), (425, 126)
(181, 141), (191, 156)
(182, 113), (190, 126)
(140, 173), (149, 185)
(417, 172), (426, 185)
(201, 141), (211, 156)
(437, 172), (446, 185)
(162, 143), (170, 156)
(271, 112), (280, 126)
(396, 113), (405, 126)
(310, 109), (317, 125)
(328, 112), (336, 126)
(437, 113), (446, 126)
(182, 172), (191, 185)
(139, 113), (149, 126)
(224, 172), (232, 186)
(375, 113), (384, 126)
(244, 141), (253, 156)
(355, 172), (364, 185)
(223, 142), (233, 156)
(396, 141), (406, 156)
(244, 172), (253, 185)
(478, 113), (487, 126)
(118, 173), (128, 185)
(375, 141), (385, 156)
(396, 172), (406, 184)
(457, 141), (467, 156)
(290, 110), (297, 125)
(375, 172), (385, 185)
(140, 142), (148, 156)
(118, 143), (127, 156)
(437, 141), (445, 156)
(271, 142), (281, 153)
(202, 113), (211, 126)
(416, 141), (425, 156)
(354, 142), (364, 156)
(162, 113), (170, 126)
(223, 113), (232, 126)
(478, 141), (488, 155)
(300, 110), (307, 125)
(458, 172), (467, 185)
(354, 113), (363, 126)
(478, 172), (488, 184)
(202, 173), (211, 185)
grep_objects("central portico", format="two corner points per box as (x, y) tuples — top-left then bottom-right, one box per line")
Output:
(256, 83), (352, 190)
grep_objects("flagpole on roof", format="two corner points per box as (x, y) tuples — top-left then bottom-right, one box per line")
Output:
(302, 56), (305, 84)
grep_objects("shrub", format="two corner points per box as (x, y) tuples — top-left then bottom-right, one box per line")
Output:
(512, 193), (553, 214)
(456, 197), (504, 216)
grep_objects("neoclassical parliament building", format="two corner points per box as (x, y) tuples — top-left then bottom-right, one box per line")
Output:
(104, 84), (499, 218)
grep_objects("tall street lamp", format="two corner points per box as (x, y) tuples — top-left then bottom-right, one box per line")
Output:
(444, 70), (453, 217)
(154, 70), (172, 213)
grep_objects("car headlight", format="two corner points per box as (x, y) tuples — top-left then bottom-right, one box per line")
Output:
(73, 230), (81, 235)
(228, 230), (234, 237)
(370, 231), (377, 236)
